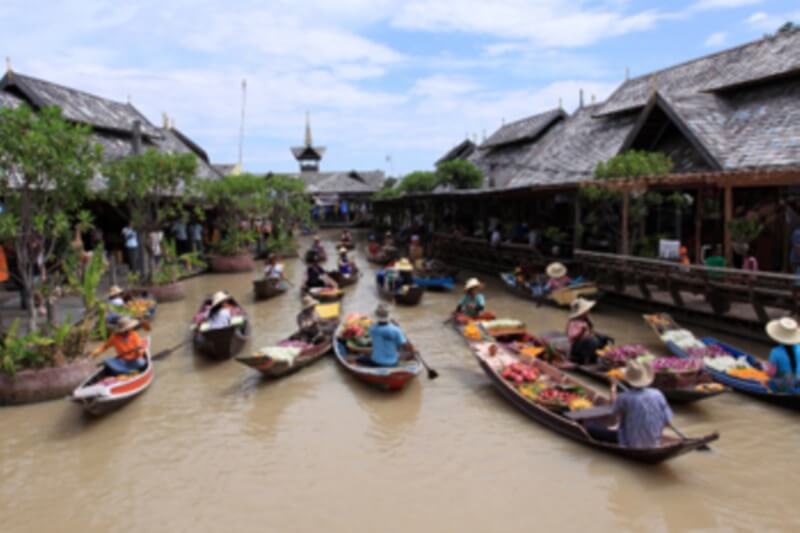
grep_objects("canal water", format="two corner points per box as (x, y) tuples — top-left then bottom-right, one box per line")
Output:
(2, 233), (798, 533)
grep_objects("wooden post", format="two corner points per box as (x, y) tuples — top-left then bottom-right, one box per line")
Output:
(694, 188), (703, 263)
(621, 190), (630, 255)
(723, 186), (733, 265)
(573, 192), (582, 253)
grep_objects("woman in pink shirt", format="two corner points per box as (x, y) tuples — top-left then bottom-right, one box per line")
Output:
(566, 297), (611, 365)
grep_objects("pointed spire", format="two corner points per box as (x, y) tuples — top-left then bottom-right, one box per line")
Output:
(304, 111), (313, 147)
(558, 97), (563, 109)
(625, 66), (630, 81)
(5, 57), (12, 75)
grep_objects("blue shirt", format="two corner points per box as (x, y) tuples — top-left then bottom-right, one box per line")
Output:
(172, 221), (188, 241)
(369, 323), (407, 367)
(458, 293), (486, 317)
(613, 388), (672, 449)
(122, 227), (138, 249)
(768, 345), (799, 391)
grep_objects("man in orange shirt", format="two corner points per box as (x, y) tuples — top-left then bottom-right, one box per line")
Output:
(91, 316), (147, 375)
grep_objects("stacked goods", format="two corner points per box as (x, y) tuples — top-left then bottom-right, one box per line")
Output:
(599, 345), (705, 387)
(685, 345), (728, 359)
(704, 355), (770, 383)
(340, 313), (373, 352)
(479, 318), (526, 338)
(502, 361), (593, 411)
(598, 344), (651, 365)
(462, 321), (483, 341)
(125, 298), (156, 319)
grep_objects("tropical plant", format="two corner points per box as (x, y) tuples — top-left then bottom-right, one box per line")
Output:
(0, 105), (102, 331)
(398, 171), (439, 193)
(150, 239), (206, 285)
(103, 149), (198, 280)
(728, 216), (764, 245)
(594, 150), (673, 180)
(436, 160), (483, 190)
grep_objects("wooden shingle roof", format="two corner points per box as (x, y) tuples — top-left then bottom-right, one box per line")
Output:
(481, 108), (566, 148)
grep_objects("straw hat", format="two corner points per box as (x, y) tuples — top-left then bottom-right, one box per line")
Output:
(546, 262), (567, 279)
(464, 278), (482, 291)
(108, 285), (124, 298)
(374, 304), (390, 323)
(338, 246), (348, 254)
(313, 235), (321, 241)
(302, 295), (319, 310)
(623, 359), (655, 388)
(210, 291), (232, 308)
(115, 315), (139, 333)
(766, 317), (800, 345)
(411, 235), (420, 242)
(568, 297), (596, 319)
(394, 258), (414, 272)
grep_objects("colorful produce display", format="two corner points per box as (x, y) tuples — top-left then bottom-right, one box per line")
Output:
(125, 298), (156, 319)
(341, 313), (372, 339)
(502, 361), (593, 411)
(685, 345), (729, 358)
(462, 321), (483, 341)
(598, 344), (651, 364)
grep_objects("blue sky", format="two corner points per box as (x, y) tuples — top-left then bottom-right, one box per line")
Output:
(2, 0), (799, 175)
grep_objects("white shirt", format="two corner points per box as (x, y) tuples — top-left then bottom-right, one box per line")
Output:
(207, 307), (232, 329)
(264, 263), (284, 280)
(149, 231), (163, 256)
(491, 230), (501, 246)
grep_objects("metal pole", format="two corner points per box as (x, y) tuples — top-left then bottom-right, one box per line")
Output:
(238, 79), (247, 169)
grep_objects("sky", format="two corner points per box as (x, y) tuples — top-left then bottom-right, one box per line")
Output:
(1, 1), (799, 176)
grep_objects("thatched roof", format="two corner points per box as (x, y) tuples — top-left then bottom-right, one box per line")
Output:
(436, 139), (477, 165)
(482, 108), (566, 148)
(292, 170), (385, 194)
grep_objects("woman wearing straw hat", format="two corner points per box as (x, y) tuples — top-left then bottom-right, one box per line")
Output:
(386, 258), (415, 293)
(263, 253), (286, 283)
(296, 295), (323, 343)
(544, 262), (572, 293)
(566, 297), (612, 365)
(457, 278), (486, 319)
(90, 316), (147, 375)
(606, 359), (674, 449)
(765, 317), (800, 392)
(337, 247), (353, 276)
(207, 291), (235, 330)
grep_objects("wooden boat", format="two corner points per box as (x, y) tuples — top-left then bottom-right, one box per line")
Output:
(236, 331), (334, 378)
(366, 248), (390, 265)
(70, 338), (154, 415)
(645, 313), (800, 409)
(253, 278), (289, 300)
(414, 273), (455, 291)
(192, 299), (250, 360)
(539, 330), (726, 405)
(470, 341), (719, 464)
(327, 265), (360, 288)
(333, 323), (422, 391)
(337, 240), (356, 251)
(376, 270), (424, 306)
(304, 248), (327, 264)
(499, 272), (599, 307)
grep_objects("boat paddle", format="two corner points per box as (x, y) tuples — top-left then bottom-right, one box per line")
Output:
(390, 320), (439, 380)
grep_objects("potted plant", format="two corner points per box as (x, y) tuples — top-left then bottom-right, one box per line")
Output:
(728, 216), (764, 255)
(145, 240), (205, 302)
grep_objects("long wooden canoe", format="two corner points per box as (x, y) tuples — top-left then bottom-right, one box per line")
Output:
(253, 279), (289, 300)
(376, 270), (424, 306)
(644, 313), (800, 410)
(236, 331), (334, 378)
(71, 338), (154, 415)
(327, 265), (360, 288)
(333, 323), (421, 391)
(499, 272), (599, 307)
(192, 299), (250, 360)
(470, 341), (719, 464)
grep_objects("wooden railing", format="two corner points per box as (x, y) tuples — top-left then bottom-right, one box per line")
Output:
(575, 250), (800, 322)
(430, 233), (570, 274)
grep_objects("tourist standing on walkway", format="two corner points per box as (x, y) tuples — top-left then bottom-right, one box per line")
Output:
(122, 224), (140, 273)
(172, 219), (189, 255)
(148, 229), (163, 268)
(189, 220), (204, 254)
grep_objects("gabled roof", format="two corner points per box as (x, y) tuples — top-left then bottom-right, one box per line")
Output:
(154, 128), (221, 181)
(294, 170), (384, 194)
(291, 145), (326, 160)
(481, 108), (566, 148)
(168, 127), (210, 163)
(0, 72), (161, 137)
(436, 139), (477, 165)
(596, 27), (800, 117)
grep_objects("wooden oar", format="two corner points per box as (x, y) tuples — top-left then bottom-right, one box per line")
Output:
(151, 340), (189, 360)
(412, 348), (439, 380)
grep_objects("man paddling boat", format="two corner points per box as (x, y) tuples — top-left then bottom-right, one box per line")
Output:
(357, 305), (413, 367)
(90, 316), (147, 375)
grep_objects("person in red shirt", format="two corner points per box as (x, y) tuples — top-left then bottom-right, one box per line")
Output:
(91, 316), (147, 375)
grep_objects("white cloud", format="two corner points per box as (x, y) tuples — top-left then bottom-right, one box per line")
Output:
(391, 0), (661, 48)
(693, 0), (763, 10)
(746, 10), (800, 31)
(704, 31), (728, 47)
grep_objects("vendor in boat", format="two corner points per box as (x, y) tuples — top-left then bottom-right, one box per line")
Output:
(513, 266), (530, 288)
(607, 359), (674, 449)
(338, 247), (354, 275)
(408, 235), (424, 268)
(311, 235), (325, 257)
(387, 258), (415, 292)
(382, 231), (398, 258)
(90, 316), (147, 375)
(340, 229), (353, 245)
(765, 317), (800, 392)
(207, 291), (235, 330)
(263, 253), (286, 283)
(545, 262), (572, 292)
(306, 257), (335, 289)
(457, 278), (486, 318)
(358, 305), (412, 367)
(368, 235), (380, 256)
(566, 297), (611, 365)
(106, 285), (126, 325)
(296, 295), (323, 343)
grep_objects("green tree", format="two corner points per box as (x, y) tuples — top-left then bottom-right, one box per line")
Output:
(104, 149), (198, 280)
(594, 150), (673, 180)
(436, 160), (483, 189)
(398, 171), (439, 193)
(0, 105), (102, 331)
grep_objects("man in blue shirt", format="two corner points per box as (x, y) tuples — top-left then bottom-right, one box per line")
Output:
(363, 305), (411, 367)
(765, 317), (800, 392)
(610, 360), (674, 449)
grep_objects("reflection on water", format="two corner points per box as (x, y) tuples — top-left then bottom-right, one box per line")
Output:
(1, 231), (799, 533)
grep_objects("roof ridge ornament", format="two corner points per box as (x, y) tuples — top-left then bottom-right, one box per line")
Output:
(5, 57), (12, 77)
(649, 74), (658, 97)
(305, 110), (313, 147)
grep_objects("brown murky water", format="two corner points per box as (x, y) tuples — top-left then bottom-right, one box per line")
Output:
(2, 232), (799, 533)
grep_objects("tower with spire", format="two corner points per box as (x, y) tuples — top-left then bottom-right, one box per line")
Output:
(291, 112), (326, 173)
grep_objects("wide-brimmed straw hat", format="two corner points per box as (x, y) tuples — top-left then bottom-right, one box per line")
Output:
(375, 304), (390, 322)
(623, 359), (655, 388)
(568, 297), (596, 319)
(115, 315), (139, 333)
(766, 317), (800, 345)
(464, 278), (482, 291)
(394, 258), (414, 272)
(546, 262), (567, 279)
(211, 291), (232, 308)
(338, 246), (348, 254)
(108, 285), (124, 298)
(302, 295), (319, 310)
